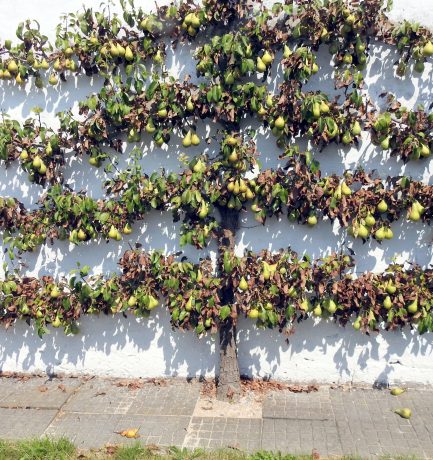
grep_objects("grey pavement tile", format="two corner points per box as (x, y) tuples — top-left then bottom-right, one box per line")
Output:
(183, 417), (262, 451)
(127, 381), (200, 416)
(0, 408), (57, 439)
(45, 412), (190, 449)
(0, 377), (82, 409)
(62, 379), (137, 415)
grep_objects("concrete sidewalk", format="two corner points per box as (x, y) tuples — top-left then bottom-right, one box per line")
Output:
(0, 375), (432, 459)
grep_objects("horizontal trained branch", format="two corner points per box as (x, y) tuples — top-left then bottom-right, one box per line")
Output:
(1, 248), (432, 337)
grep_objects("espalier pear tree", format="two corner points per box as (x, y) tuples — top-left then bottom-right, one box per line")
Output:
(1, 0), (433, 401)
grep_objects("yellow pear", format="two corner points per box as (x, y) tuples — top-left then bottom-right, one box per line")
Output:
(262, 50), (273, 66)
(422, 41), (433, 57)
(383, 296), (392, 310)
(364, 213), (376, 227)
(256, 56), (266, 73)
(390, 388), (406, 396)
(394, 408), (411, 419)
(32, 156), (42, 169)
(198, 202), (209, 219)
(127, 296), (137, 307)
(50, 286), (61, 299)
(307, 214), (318, 226)
(185, 297), (194, 311)
(182, 131), (192, 148)
(7, 60), (18, 73)
(377, 200), (388, 213)
(123, 223), (132, 234)
(145, 118), (156, 134)
(274, 116), (285, 130)
(108, 225), (118, 239)
(408, 207), (421, 222)
(191, 133), (200, 146)
(239, 277), (248, 291)
(77, 229), (87, 241)
(125, 46), (134, 61)
(248, 309), (259, 319)
(407, 297), (418, 314)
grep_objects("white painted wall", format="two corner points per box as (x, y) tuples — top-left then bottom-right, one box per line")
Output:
(0, 0), (433, 385)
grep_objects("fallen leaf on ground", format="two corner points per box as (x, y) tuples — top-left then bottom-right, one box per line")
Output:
(38, 386), (48, 392)
(58, 384), (66, 392)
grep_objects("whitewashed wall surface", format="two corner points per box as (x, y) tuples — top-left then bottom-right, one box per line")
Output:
(0, 0), (433, 385)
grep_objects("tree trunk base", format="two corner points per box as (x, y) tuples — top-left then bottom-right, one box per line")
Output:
(216, 318), (241, 401)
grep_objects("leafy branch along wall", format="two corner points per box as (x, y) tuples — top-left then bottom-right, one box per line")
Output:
(0, 0), (433, 392)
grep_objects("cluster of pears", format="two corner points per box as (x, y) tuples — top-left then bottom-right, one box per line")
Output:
(0, 59), (26, 84)
(182, 12), (201, 36)
(410, 40), (433, 73)
(182, 130), (200, 148)
(311, 298), (339, 317)
(127, 291), (159, 312)
(256, 50), (273, 73)
(372, 113), (392, 150)
(226, 177), (255, 208)
(31, 155), (47, 175)
(408, 200), (425, 222)
(108, 224), (122, 241)
(103, 41), (135, 62)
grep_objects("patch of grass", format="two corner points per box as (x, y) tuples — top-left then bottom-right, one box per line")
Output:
(0, 437), (76, 460)
(0, 439), (424, 460)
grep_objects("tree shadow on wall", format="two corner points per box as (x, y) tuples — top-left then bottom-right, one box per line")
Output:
(0, 308), (217, 379)
(236, 317), (433, 385)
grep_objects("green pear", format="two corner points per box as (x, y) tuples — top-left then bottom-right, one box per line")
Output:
(248, 309), (259, 319)
(420, 143), (430, 157)
(148, 295), (159, 310)
(39, 162), (47, 174)
(390, 388), (406, 396)
(191, 133), (200, 146)
(185, 297), (194, 311)
(108, 225), (118, 239)
(343, 54), (353, 64)
(383, 296), (392, 310)
(7, 60), (18, 73)
(299, 298), (311, 312)
(256, 56), (266, 73)
(408, 207), (421, 222)
(351, 121), (362, 136)
(186, 98), (194, 111)
(48, 74), (59, 85)
(377, 200), (388, 213)
(374, 227), (386, 241)
(52, 316), (62, 328)
(320, 101), (330, 113)
(357, 224), (369, 239)
(313, 304), (322, 316)
(422, 41), (433, 57)
(380, 136), (390, 150)
(127, 296), (137, 307)
(274, 116), (285, 130)
(116, 44), (126, 57)
(32, 156), (42, 169)
(123, 223), (132, 234)
(312, 103), (321, 119)
(325, 299), (337, 314)
(320, 28), (329, 41)
(50, 286), (61, 299)
(182, 131), (192, 148)
(341, 181), (351, 196)
(384, 227), (393, 239)
(394, 408), (411, 419)
(198, 202), (209, 219)
(342, 131), (353, 145)
(307, 214), (318, 226)
(125, 46), (134, 61)
(364, 213), (376, 227)
(353, 318), (361, 330)
(157, 107), (168, 118)
(193, 159), (206, 173)
(283, 44), (292, 58)
(239, 277), (248, 291)
(77, 229), (87, 241)
(228, 150), (238, 163)
(407, 297), (418, 314)
(20, 150), (29, 160)
(262, 50), (273, 66)
(145, 118), (156, 134)
(226, 136), (238, 146)
(385, 281), (396, 295)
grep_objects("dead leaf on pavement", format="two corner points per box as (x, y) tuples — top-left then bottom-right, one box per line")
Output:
(115, 427), (140, 438)
(38, 386), (48, 392)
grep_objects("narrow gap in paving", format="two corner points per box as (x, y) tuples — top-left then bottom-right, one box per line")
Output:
(42, 379), (85, 437)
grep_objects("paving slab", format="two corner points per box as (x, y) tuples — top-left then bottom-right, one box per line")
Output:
(127, 381), (200, 416)
(183, 417), (262, 451)
(0, 377), (82, 409)
(44, 412), (189, 449)
(0, 408), (57, 439)
(62, 379), (137, 415)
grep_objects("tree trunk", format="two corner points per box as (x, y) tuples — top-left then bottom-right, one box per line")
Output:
(216, 206), (241, 401)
